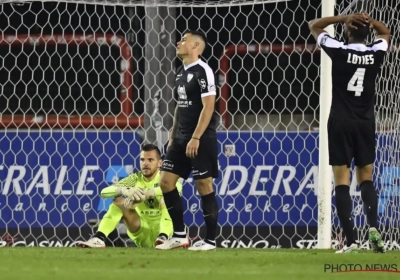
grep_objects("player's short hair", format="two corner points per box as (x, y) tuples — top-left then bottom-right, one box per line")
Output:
(184, 30), (208, 46)
(141, 144), (161, 159)
(348, 22), (370, 42)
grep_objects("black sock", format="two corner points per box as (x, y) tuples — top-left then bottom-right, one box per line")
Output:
(201, 192), (219, 244)
(360, 180), (378, 229)
(157, 233), (168, 240)
(93, 231), (106, 242)
(335, 185), (355, 246)
(163, 188), (186, 235)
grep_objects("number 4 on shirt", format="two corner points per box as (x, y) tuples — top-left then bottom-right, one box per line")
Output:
(347, 68), (366, 97)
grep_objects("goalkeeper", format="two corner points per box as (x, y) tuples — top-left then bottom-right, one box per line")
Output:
(77, 144), (183, 248)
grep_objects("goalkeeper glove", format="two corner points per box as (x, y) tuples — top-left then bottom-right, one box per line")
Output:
(117, 187), (142, 198)
(144, 189), (155, 199)
(100, 185), (144, 198)
(122, 188), (146, 209)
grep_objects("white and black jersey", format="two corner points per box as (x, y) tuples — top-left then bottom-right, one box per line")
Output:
(162, 59), (219, 179)
(319, 32), (389, 167)
(318, 32), (388, 122)
(174, 59), (218, 138)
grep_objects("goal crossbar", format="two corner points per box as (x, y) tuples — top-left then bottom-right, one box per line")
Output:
(0, 0), (295, 8)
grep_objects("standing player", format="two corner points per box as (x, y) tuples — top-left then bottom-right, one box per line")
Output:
(155, 30), (219, 251)
(309, 13), (390, 253)
(77, 144), (183, 248)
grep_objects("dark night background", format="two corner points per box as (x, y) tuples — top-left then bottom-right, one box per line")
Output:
(0, 0), (398, 119)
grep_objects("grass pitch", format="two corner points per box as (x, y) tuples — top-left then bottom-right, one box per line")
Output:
(1, 248), (399, 280)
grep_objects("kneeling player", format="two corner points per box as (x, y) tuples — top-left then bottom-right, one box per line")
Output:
(77, 144), (183, 248)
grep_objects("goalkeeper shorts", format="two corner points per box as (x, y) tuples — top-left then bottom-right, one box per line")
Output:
(126, 217), (172, 248)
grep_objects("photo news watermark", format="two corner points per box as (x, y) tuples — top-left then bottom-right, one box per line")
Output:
(324, 263), (400, 273)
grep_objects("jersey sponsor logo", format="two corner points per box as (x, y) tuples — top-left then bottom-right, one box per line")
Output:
(139, 210), (161, 216)
(198, 79), (206, 89)
(187, 73), (193, 82)
(347, 53), (375, 65)
(177, 85), (187, 100)
(177, 100), (192, 107)
(144, 197), (160, 209)
(161, 160), (174, 171)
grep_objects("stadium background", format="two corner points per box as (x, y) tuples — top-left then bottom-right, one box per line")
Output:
(0, 0), (399, 249)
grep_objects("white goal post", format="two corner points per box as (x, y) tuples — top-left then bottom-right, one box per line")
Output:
(316, 0), (334, 250)
(0, 0), (399, 250)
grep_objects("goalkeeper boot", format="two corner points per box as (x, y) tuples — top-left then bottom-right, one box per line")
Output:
(155, 232), (189, 250)
(335, 243), (358, 254)
(155, 234), (168, 246)
(369, 227), (386, 253)
(188, 240), (216, 251)
(77, 237), (106, 248)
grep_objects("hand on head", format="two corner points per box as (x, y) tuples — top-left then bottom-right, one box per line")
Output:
(345, 13), (370, 30)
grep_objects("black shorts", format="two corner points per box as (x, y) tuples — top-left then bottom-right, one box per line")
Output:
(161, 137), (219, 180)
(328, 117), (375, 167)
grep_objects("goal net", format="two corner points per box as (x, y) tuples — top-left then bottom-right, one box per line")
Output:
(0, 0), (398, 249)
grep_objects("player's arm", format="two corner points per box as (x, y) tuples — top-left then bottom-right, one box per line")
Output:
(308, 16), (345, 41)
(100, 174), (137, 198)
(370, 17), (390, 45)
(308, 14), (368, 41)
(169, 106), (179, 144)
(100, 173), (144, 201)
(192, 72), (217, 140)
(192, 95), (215, 140)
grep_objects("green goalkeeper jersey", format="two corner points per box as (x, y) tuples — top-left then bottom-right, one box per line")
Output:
(103, 171), (183, 222)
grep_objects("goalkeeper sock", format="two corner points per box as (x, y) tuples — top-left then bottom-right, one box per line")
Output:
(201, 192), (219, 243)
(96, 203), (123, 239)
(335, 185), (355, 246)
(360, 180), (378, 229)
(93, 231), (107, 242)
(163, 188), (186, 235)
